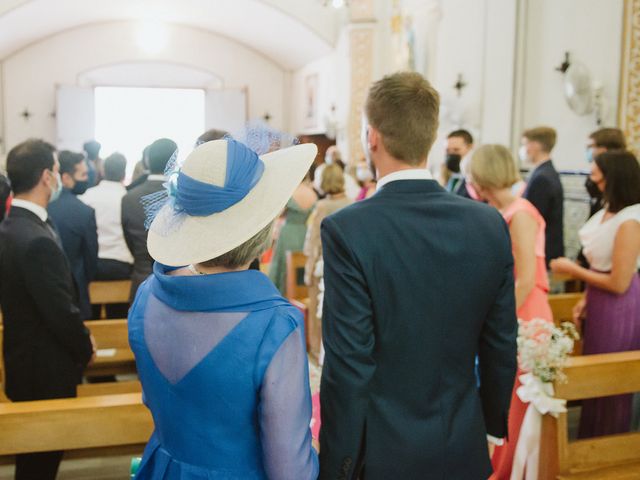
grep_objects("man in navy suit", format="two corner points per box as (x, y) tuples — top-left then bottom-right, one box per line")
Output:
(48, 150), (98, 320)
(521, 126), (565, 264)
(319, 72), (517, 479)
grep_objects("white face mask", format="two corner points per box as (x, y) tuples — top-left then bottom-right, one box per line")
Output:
(356, 167), (373, 182)
(518, 145), (529, 163)
(48, 171), (63, 203)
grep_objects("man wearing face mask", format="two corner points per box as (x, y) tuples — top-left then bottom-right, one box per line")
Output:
(585, 128), (626, 216)
(48, 150), (99, 320)
(0, 140), (95, 480)
(444, 129), (476, 197)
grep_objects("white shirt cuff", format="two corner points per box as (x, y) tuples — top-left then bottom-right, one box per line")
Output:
(487, 435), (504, 446)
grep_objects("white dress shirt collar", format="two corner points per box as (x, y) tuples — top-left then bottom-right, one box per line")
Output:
(147, 174), (167, 182)
(11, 199), (48, 222)
(376, 168), (434, 191)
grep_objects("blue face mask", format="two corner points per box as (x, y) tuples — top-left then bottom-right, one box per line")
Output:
(48, 171), (63, 203)
(585, 147), (594, 163)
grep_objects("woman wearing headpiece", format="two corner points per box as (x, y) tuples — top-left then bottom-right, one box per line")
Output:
(129, 138), (319, 479)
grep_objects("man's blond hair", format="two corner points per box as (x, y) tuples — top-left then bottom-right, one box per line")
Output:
(469, 144), (521, 190)
(365, 72), (440, 166)
(522, 126), (557, 153)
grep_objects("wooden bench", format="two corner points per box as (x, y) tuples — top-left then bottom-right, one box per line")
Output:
(89, 280), (131, 319)
(0, 319), (136, 396)
(539, 350), (640, 479)
(549, 293), (584, 355)
(0, 393), (152, 456)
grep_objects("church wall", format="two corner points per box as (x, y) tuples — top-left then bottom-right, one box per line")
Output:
(1, 21), (286, 153)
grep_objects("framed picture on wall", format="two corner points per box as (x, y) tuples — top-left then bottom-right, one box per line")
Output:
(304, 74), (319, 129)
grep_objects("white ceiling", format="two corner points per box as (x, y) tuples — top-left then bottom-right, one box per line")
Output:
(0, 0), (342, 69)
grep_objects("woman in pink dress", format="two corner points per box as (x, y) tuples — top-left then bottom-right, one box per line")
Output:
(469, 144), (553, 479)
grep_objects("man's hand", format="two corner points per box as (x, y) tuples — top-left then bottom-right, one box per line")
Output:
(88, 334), (97, 365)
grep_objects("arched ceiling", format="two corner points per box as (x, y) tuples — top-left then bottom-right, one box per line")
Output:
(0, 0), (342, 69)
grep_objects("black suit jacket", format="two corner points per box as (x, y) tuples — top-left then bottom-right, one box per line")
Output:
(319, 180), (517, 480)
(0, 207), (93, 401)
(121, 179), (164, 301)
(48, 189), (99, 320)
(523, 160), (564, 263)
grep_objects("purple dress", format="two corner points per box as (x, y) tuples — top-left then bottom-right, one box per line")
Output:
(578, 204), (640, 438)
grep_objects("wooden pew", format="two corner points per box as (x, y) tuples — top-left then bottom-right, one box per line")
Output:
(89, 280), (131, 319)
(549, 293), (584, 355)
(0, 393), (152, 456)
(538, 350), (640, 479)
(0, 320), (136, 396)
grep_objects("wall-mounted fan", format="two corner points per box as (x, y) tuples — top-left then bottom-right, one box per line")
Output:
(556, 52), (595, 116)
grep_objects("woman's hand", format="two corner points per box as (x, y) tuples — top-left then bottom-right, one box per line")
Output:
(572, 297), (587, 329)
(550, 257), (577, 275)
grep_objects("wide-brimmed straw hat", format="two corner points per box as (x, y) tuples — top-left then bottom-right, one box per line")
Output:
(146, 138), (317, 267)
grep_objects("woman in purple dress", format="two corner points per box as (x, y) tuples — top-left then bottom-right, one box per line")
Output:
(551, 150), (640, 437)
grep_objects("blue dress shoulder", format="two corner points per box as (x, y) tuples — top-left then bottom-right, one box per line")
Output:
(128, 263), (318, 479)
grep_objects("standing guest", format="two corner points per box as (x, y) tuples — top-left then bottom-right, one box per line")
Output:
(304, 164), (353, 359)
(80, 153), (133, 317)
(469, 144), (553, 479)
(48, 150), (99, 321)
(83, 139), (102, 187)
(122, 138), (177, 302)
(551, 150), (640, 438)
(319, 72), (517, 479)
(313, 146), (360, 200)
(445, 129), (476, 198)
(520, 126), (564, 264)
(585, 128), (626, 216)
(196, 128), (228, 146)
(268, 173), (317, 295)
(129, 146), (150, 191)
(355, 160), (376, 200)
(0, 173), (11, 222)
(129, 138), (318, 479)
(0, 139), (94, 480)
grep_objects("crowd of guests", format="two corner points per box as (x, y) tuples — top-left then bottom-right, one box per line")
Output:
(0, 69), (638, 479)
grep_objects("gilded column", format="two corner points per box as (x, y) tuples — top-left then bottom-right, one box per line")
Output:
(619, 0), (640, 155)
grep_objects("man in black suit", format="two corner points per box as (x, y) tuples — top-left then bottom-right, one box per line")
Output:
(122, 138), (177, 301)
(48, 150), (99, 320)
(0, 139), (95, 480)
(521, 126), (564, 264)
(319, 72), (517, 479)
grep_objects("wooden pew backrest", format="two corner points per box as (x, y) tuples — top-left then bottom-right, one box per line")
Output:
(540, 350), (640, 478)
(285, 251), (308, 301)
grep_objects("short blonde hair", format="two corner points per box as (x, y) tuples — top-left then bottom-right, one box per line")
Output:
(469, 144), (521, 190)
(321, 164), (345, 195)
(200, 221), (274, 269)
(523, 126), (557, 153)
(366, 72), (440, 166)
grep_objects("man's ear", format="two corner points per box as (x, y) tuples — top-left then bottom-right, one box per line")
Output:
(40, 168), (52, 188)
(368, 126), (380, 152)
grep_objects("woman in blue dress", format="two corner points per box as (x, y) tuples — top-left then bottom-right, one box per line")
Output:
(129, 137), (319, 479)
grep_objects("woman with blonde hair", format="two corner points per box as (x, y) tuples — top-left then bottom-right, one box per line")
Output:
(129, 138), (319, 479)
(469, 144), (552, 480)
(304, 163), (353, 360)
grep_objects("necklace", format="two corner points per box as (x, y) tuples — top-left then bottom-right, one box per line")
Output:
(187, 264), (206, 275)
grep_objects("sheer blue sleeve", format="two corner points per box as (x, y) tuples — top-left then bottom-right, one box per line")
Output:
(259, 325), (319, 480)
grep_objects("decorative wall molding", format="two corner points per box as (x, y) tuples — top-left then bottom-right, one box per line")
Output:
(348, 24), (374, 164)
(619, 0), (640, 155)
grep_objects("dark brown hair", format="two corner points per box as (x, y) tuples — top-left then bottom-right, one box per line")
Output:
(595, 150), (640, 213)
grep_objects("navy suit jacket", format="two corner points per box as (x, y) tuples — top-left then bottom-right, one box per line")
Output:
(319, 179), (517, 480)
(48, 189), (98, 320)
(523, 160), (564, 263)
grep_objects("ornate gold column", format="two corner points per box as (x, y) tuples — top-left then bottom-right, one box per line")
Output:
(347, 0), (376, 164)
(619, 0), (640, 155)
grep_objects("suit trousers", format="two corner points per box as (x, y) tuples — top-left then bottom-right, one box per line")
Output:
(15, 450), (63, 480)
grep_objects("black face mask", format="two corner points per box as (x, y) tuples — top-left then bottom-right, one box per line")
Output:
(584, 177), (601, 200)
(445, 154), (462, 173)
(72, 180), (90, 196)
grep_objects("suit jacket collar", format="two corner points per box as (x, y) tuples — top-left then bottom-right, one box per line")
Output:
(10, 199), (48, 222)
(376, 178), (444, 195)
(529, 159), (555, 177)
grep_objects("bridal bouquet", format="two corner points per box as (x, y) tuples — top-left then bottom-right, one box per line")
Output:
(517, 318), (579, 383)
